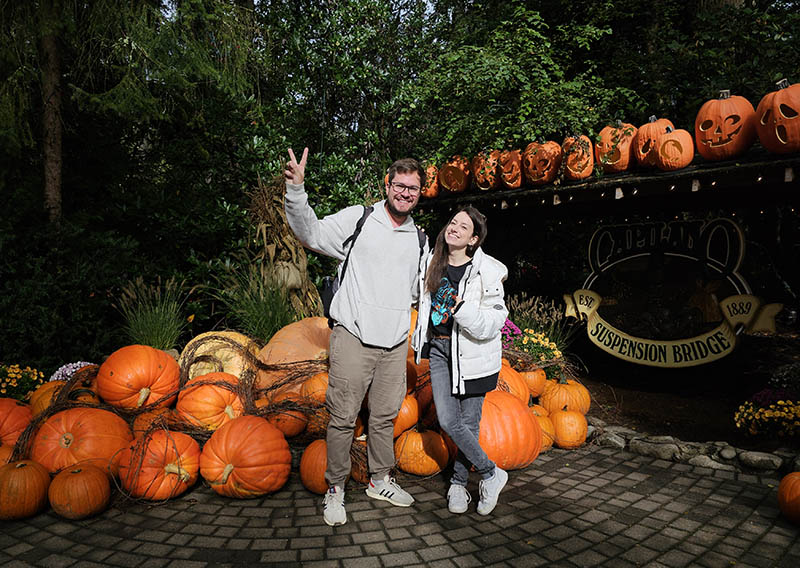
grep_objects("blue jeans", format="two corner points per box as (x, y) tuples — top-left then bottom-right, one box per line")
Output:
(428, 338), (495, 485)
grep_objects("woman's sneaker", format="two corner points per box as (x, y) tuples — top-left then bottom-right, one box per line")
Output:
(447, 484), (471, 514)
(477, 467), (508, 515)
(323, 486), (346, 526)
(365, 475), (414, 506)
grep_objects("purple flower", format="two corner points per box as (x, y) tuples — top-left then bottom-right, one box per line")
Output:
(501, 318), (522, 349)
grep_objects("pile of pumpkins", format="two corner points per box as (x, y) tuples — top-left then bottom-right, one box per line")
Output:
(420, 79), (800, 198)
(0, 315), (594, 521)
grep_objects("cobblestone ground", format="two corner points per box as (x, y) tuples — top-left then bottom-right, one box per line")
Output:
(1, 446), (798, 568)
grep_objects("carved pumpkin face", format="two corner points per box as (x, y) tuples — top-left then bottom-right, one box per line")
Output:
(694, 91), (756, 161)
(634, 116), (674, 167)
(523, 141), (562, 185)
(437, 155), (470, 193)
(595, 122), (638, 173)
(471, 150), (501, 191)
(499, 149), (522, 189)
(562, 135), (594, 180)
(420, 164), (439, 198)
(654, 127), (695, 171)
(755, 79), (800, 154)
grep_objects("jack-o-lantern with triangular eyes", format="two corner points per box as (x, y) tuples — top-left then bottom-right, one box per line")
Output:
(562, 135), (594, 180)
(694, 90), (756, 161)
(499, 149), (523, 189)
(635, 116), (674, 167)
(438, 155), (471, 193)
(471, 150), (501, 191)
(654, 126), (695, 171)
(595, 121), (638, 173)
(523, 141), (562, 186)
(755, 78), (800, 154)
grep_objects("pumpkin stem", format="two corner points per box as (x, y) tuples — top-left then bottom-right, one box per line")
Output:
(719, 89), (731, 99)
(137, 387), (151, 407)
(59, 432), (75, 448)
(164, 462), (191, 483)
(776, 78), (790, 89)
(220, 463), (234, 484)
(225, 405), (236, 420)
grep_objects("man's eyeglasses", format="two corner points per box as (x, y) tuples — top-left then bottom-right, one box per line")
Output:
(390, 182), (421, 196)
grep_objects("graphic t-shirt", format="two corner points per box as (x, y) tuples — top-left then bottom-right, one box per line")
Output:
(430, 262), (469, 337)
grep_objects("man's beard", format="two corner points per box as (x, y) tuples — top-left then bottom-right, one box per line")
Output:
(386, 199), (413, 218)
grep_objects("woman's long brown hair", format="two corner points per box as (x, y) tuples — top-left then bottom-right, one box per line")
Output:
(424, 206), (488, 294)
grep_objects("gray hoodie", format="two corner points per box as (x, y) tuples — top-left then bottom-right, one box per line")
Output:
(285, 182), (427, 348)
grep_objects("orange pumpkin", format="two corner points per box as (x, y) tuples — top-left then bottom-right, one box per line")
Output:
(695, 90), (756, 161)
(118, 430), (200, 500)
(0, 398), (33, 447)
(471, 150), (501, 190)
(755, 78), (800, 154)
(350, 437), (369, 484)
(495, 365), (530, 404)
(31, 407), (134, 476)
(778, 472), (800, 524)
(549, 407), (588, 449)
(499, 149), (523, 189)
(178, 330), (259, 381)
(393, 394), (419, 438)
(394, 428), (450, 476)
(540, 376), (591, 415)
(438, 155), (471, 193)
(48, 464), (111, 519)
(634, 116), (674, 167)
(132, 407), (176, 439)
(654, 126), (695, 171)
(96, 345), (180, 409)
(0, 445), (13, 465)
(523, 141), (562, 185)
(299, 438), (329, 494)
(256, 317), (331, 392)
(478, 390), (542, 470)
(562, 135), (595, 180)
(300, 372), (329, 404)
(530, 406), (555, 451)
(200, 415), (291, 498)
(420, 163), (439, 198)
(0, 460), (51, 520)
(521, 368), (547, 398)
(305, 405), (331, 438)
(595, 121), (638, 173)
(260, 391), (308, 438)
(30, 380), (66, 417)
(175, 372), (244, 430)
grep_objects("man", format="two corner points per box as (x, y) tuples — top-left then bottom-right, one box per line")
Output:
(284, 147), (428, 526)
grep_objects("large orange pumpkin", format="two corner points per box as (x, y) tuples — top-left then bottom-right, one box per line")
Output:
(0, 460), (51, 520)
(0, 398), (33, 447)
(48, 464), (111, 519)
(256, 317), (331, 392)
(695, 90), (756, 161)
(755, 78), (800, 154)
(562, 135), (594, 180)
(175, 372), (244, 430)
(778, 472), (800, 524)
(97, 345), (180, 409)
(595, 121), (638, 173)
(471, 150), (501, 191)
(118, 430), (200, 500)
(299, 438), (329, 494)
(654, 126), (695, 171)
(393, 394), (419, 438)
(438, 155), (471, 193)
(30, 407), (134, 476)
(549, 407), (588, 449)
(634, 116), (674, 167)
(394, 428), (450, 476)
(178, 330), (259, 381)
(523, 141), (562, 185)
(540, 377), (591, 415)
(495, 365), (530, 404)
(478, 390), (542, 470)
(200, 415), (291, 498)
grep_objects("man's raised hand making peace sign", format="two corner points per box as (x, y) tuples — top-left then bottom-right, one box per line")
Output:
(284, 147), (308, 185)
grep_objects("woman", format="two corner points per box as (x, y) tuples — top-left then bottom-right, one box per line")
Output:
(411, 205), (509, 515)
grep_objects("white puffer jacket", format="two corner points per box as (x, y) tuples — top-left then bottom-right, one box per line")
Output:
(411, 247), (509, 395)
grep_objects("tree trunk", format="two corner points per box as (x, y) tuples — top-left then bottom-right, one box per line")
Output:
(40, 1), (62, 225)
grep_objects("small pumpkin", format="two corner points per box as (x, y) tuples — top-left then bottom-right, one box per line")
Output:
(695, 90), (756, 161)
(523, 141), (562, 185)
(595, 121), (638, 173)
(755, 78), (800, 154)
(540, 376), (591, 415)
(132, 407), (176, 439)
(0, 460), (51, 520)
(299, 438), (329, 494)
(393, 394), (419, 438)
(654, 126), (695, 171)
(118, 430), (200, 500)
(499, 149), (523, 189)
(420, 163), (439, 198)
(175, 372), (244, 431)
(634, 116), (674, 167)
(48, 464), (111, 519)
(549, 407), (588, 449)
(478, 390), (542, 471)
(259, 391), (308, 438)
(96, 344), (180, 409)
(777, 471), (800, 524)
(0, 398), (33, 447)
(200, 415), (291, 498)
(530, 405), (555, 452)
(437, 155), (471, 193)
(562, 135), (594, 180)
(300, 372), (329, 404)
(471, 150), (501, 191)
(520, 368), (547, 398)
(30, 380), (66, 417)
(394, 427), (450, 476)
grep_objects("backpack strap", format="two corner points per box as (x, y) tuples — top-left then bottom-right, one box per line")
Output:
(339, 205), (373, 280)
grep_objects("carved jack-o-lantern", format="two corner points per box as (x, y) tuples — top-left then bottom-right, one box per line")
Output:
(595, 121), (638, 173)
(523, 141), (562, 186)
(499, 149), (523, 189)
(471, 150), (501, 191)
(755, 78), (800, 154)
(438, 155), (471, 193)
(420, 163), (439, 198)
(654, 126), (695, 171)
(694, 90), (756, 161)
(562, 135), (594, 180)
(634, 116), (674, 167)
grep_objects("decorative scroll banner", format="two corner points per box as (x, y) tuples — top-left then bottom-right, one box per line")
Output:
(564, 290), (783, 368)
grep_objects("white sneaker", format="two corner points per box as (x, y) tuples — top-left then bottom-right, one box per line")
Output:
(323, 486), (346, 526)
(447, 484), (471, 514)
(365, 475), (414, 507)
(477, 467), (508, 515)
